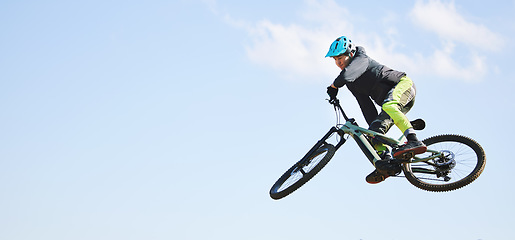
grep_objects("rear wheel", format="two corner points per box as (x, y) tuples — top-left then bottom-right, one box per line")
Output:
(270, 144), (336, 200)
(402, 134), (485, 192)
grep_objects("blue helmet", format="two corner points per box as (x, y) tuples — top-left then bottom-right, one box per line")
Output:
(325, 36), (356, 58)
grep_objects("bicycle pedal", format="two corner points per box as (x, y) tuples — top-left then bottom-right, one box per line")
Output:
(391, 158), (408, 164)
(399, 151), (414, 160)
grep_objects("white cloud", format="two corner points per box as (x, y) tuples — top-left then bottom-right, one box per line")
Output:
(244, 20), (337, 80)
(410, 0), (505, 51)
(427, 40), (487, 81)
(218, 0), (504, 82)
(228, 0), (352, 81)
(408, 0), (505, 81)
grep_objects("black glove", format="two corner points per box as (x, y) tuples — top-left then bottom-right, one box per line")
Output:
(327, 86), (338, 100)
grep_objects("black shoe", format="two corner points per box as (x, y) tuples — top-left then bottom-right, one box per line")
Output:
(366, 151), (400, 184)
(393, 140), (427, 159)
(366, 170), (389, 184)
(375, 159), (402, 176)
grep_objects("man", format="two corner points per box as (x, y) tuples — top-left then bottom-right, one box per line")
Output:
(325, 36), (427, 183)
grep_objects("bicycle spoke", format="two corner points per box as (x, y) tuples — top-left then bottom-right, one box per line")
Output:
(403, 134), (485, 192)
(270, 144), (336, 199)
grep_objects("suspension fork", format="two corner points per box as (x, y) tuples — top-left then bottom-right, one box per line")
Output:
(300, 127), (346, 162)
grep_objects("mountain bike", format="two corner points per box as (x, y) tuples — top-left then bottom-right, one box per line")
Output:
(269, 98), (486, 200)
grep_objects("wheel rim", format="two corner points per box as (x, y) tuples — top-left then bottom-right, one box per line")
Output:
(276, 148), (329, 192)
(406, 140), (479, 185)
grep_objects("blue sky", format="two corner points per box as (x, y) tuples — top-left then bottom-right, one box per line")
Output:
(1, 0), (514, 239)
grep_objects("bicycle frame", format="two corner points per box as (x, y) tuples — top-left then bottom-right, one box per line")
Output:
(309, 99), (444, 167)
(270, 98), (485, 199)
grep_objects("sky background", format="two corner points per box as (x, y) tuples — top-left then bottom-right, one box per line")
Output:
(1, 0), (514, 239)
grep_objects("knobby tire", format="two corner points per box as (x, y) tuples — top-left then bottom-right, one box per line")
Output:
(402, 134), (485, 192)
(269, 144), (336, 200)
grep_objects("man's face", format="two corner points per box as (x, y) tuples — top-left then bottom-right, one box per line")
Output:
(333, 54), (351, 71)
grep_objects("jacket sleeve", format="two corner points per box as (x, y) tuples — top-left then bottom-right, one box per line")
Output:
(333, 55), (368, 88)
(353, 92), (378, 125)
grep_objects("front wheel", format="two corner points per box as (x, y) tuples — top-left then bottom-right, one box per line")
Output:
(402, 134), (486, 192)
(269, 144), (336, 200)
